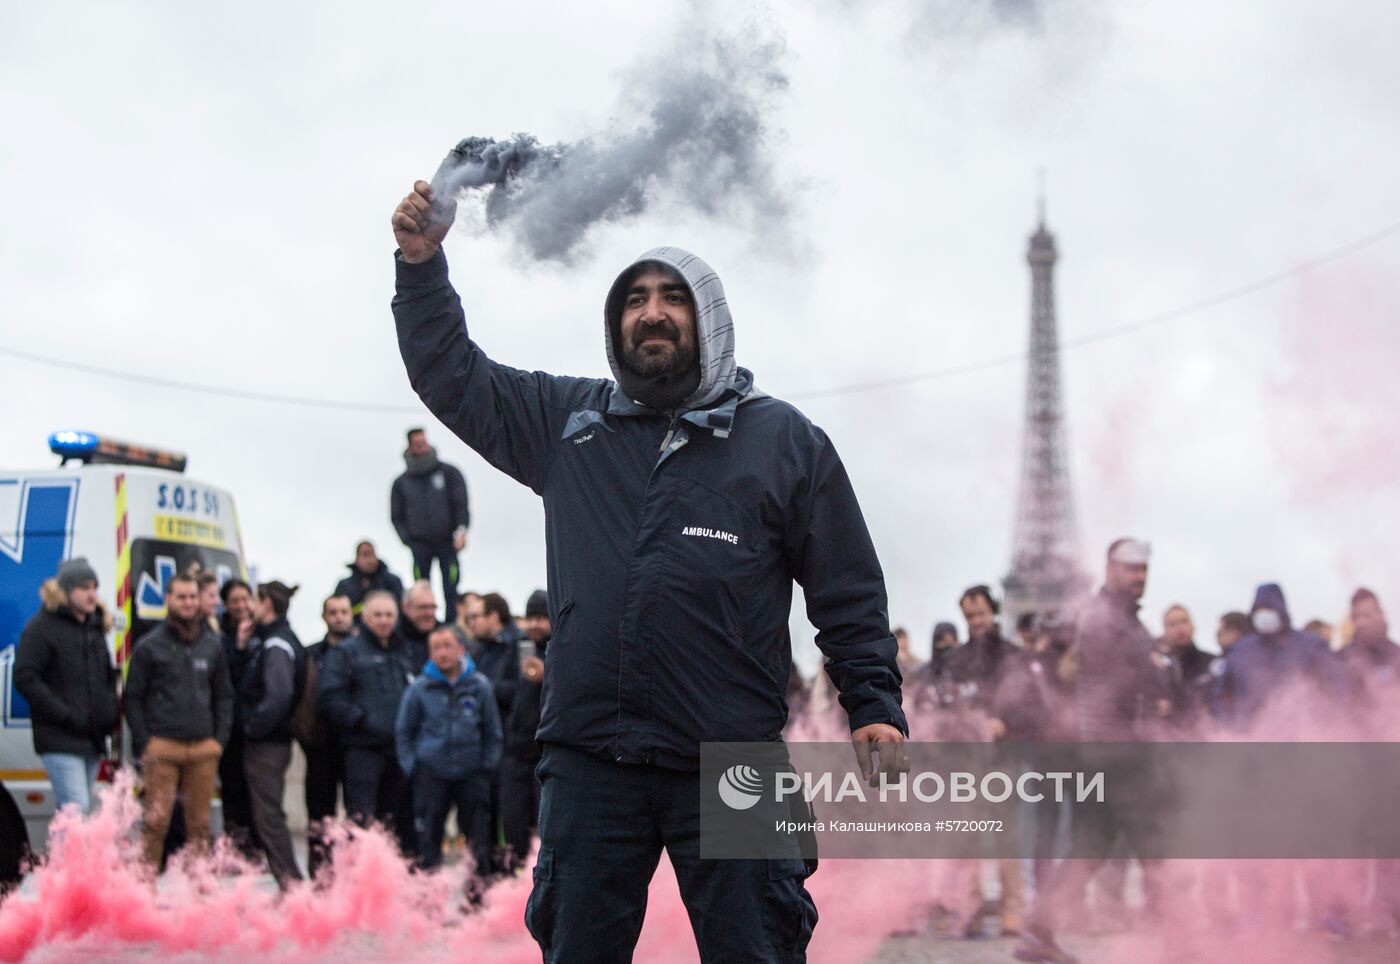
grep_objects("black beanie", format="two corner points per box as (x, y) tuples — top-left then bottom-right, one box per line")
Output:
(525, 589), (549, 619)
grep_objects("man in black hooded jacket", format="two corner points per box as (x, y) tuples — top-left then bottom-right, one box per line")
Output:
(392, 179), (906, 962)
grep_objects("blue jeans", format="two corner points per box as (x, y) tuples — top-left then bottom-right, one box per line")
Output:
(42, 753), (100, 814)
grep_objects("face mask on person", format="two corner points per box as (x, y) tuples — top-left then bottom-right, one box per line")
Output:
(1252, 608), (1283, 635)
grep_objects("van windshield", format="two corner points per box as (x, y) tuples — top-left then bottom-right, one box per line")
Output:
(128, 538), (243, 648)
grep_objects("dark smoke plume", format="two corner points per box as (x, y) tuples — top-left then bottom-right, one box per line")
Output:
(428, 28), (791, 263)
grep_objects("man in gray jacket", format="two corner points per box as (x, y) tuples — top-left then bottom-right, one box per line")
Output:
(124, 572), (234, 870)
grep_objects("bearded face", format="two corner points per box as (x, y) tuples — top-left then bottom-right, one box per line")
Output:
(618, 267), (697, 379)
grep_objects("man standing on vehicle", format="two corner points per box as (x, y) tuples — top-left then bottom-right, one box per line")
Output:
(391, 429), (470, 623)
(15, 558), (120, 814)
(391, 181), (907, 960)
(124, 572), (234, 870)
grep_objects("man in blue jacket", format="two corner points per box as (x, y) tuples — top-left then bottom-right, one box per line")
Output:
(1216, 583), (1342, 730)
(396, 624), (502, 878)
(391, 180), (907, 961)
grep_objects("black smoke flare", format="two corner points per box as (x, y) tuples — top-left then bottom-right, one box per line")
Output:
(426, 28), (790, 263)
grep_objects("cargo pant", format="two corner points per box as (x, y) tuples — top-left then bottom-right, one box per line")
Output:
(140, 736), (221, 869)
(525, 745), (818, 962)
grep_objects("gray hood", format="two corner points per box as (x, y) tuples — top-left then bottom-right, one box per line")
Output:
(603, 246), (738, 412)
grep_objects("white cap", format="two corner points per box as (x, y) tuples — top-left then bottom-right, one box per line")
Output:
(1107, 538), (1152, 565)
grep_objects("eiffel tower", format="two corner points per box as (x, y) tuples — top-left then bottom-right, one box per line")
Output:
(1002, 200), (1090, 635)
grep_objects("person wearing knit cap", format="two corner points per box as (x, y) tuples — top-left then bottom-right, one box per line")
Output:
(56, 558), (99, 593)
(15, 558), (119, 814)
(524, 589), (549, 621)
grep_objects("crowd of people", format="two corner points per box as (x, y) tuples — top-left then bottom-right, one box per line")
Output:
(784, 538), (1393, 964)
(12, 506), (1397, 959)
(17, 528), (1394, 899)
(9, 207), (1398, 962)
(14, 427), (551, 898)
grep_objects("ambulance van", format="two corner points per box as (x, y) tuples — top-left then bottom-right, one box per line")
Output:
(0, 431), (248, 852)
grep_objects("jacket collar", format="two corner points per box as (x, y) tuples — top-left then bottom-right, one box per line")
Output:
(603, 366), (763, 439)
(422, 654), (476, 684)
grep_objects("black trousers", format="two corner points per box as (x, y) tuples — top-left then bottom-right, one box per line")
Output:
(409, 540), (460, 622)
(343, 745), (415, 857)
(303, 737), (344, 878)
(412, 768), (492, 873)
(500, 753), (541, 868)
(1028, 795), (1159, 937)
(525, 745), (817, 963)
(217, 733), (259, 857)
(243, 739), (303, 885)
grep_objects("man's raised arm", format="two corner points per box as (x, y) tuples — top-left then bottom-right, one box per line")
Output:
(390, 180), (574, 494)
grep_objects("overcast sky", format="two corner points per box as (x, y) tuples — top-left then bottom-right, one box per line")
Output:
(2, 0), (1397, 667)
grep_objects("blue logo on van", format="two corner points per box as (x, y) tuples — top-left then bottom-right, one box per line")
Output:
(136, 556), (179, 616)
(0, 479), (80, 727)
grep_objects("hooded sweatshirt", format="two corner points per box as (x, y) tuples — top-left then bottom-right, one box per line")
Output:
(602, 247), (739, 413)
(1218, 583), (1341, 729)
(393, 246), (906, 769)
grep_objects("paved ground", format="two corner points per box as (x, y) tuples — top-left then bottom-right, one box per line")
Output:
(870, 931), (1400, 963)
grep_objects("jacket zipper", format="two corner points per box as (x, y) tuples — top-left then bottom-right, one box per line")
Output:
(657, 415), (680, 461)
(613, 415), (683, 759)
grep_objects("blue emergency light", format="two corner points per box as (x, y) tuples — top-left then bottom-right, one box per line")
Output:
(49, 431), (188, 473)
